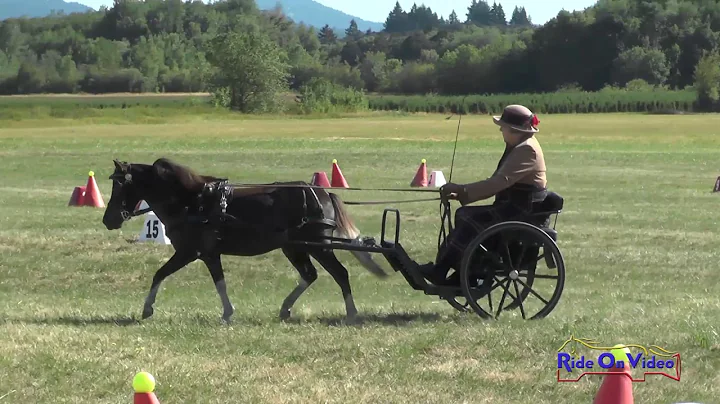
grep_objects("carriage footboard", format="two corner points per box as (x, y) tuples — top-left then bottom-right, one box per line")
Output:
(378, 208), (428, 290)
(380, 242), (427, 291)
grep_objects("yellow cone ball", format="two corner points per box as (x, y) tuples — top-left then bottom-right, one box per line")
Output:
(421, 159), (426, 164)
(132, 371), (155, 393)
(610, 344), (631, 363)
(88, 171), (94, 177)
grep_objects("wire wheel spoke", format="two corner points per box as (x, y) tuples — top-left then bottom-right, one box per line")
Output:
(514, 278), (550, 305)
(494, 278), (512, 318)
(512, 280), (527, 319)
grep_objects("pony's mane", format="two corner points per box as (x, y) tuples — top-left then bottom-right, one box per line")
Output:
(153, 158), (222, 193)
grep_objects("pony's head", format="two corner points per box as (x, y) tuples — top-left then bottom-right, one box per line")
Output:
(103, 158), (217, 230)
(102, 159), (148, 230)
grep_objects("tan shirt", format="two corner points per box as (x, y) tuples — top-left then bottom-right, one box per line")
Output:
(463, 136), (547, 204)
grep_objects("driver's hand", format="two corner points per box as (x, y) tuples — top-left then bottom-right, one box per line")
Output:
(441, 183), (465, 200)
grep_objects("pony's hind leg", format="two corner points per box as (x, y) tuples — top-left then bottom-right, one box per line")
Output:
(279, 247), (318, 321)
(311, 249), (359, 324)
(143, 251), (197, 320)
(200, 254), (235, 323)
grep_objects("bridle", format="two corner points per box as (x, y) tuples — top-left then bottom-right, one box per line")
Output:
(109, 166), (152, 221)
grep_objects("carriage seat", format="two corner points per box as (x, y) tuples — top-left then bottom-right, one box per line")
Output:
(532, 191), (564, 215)
(524, 191), (564, 241)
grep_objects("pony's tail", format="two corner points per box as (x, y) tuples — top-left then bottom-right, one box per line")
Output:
(329, 193), (388, 279)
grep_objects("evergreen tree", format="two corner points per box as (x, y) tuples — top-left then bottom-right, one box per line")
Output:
(408, 3), (441, 31)
(345, 19), (362, 40)
(448, 10), (460, 25)
(318, 24), (337, 44)
(466, 0), (492, 26)
(509, 6), (531, 26)
(384, 1), (408, 33)
(490, 2), (506, 26)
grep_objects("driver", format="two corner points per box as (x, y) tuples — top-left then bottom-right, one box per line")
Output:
(417, 104), (548, 285)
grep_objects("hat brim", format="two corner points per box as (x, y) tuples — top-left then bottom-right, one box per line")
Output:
(493, 116), (539, 133)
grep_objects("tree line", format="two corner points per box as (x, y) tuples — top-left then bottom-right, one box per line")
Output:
(2, 0), (720, 112)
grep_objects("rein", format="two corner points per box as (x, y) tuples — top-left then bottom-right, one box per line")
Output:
(225, 182), (443, 205)
(113, 103), (472, 215)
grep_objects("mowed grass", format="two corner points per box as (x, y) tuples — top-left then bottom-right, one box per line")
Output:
(1, 111), (719, 403)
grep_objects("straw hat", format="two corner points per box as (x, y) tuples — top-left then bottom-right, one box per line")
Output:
(493, 104), (540, 133)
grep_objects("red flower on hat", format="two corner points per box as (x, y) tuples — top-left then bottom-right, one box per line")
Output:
(531, 115), (540, 127)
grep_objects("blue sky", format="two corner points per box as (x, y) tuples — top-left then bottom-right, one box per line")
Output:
(76, 0), (598, 25)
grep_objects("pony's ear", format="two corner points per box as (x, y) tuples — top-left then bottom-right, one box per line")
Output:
(113, 159), (122, 169)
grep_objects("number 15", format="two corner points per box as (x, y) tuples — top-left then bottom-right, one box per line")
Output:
(146, 219), (159, 238)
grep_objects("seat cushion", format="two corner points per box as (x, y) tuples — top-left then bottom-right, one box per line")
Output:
(533, 191), (564, 213)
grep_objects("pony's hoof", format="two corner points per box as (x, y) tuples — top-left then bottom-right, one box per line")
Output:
(222, 306), (235, 323)
(141, 307), (154, 320)
(279, 310), (291, 321)
(221, 316), (232, 324)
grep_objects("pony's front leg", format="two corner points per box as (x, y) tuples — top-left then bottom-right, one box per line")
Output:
(142, 251), (198, 319)
(200, 254), (235, 323)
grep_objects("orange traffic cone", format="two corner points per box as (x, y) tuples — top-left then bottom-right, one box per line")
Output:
(82, 171), (105, 208)
(331, 159), (349, 188)
(68, 185), (86, 206)
(134, 392), (160, 404)
(410, 159), (428, 187)
(311, 171), (331, 187)
(593, 346), (634, 404)
(133, 372), (160, 404)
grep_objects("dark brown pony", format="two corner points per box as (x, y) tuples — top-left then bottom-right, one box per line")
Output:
(102, 158), (388, 324)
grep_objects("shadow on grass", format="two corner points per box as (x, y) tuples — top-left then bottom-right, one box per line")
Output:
(5, 315), (142, 327)
(5, 311), (465, 328)
(281, 312), (455, 327)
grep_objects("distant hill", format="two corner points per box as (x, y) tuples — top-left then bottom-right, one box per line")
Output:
(255, 0), (384, 33)
(0, 0), (383, 34)
(0, 0), (92, 20)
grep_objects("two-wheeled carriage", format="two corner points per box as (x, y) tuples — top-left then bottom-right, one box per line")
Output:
(286, 190), (567, 320)
(104, 158), (565, 323)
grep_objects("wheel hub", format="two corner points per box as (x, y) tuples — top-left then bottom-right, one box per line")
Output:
(509, 269), (519, 280)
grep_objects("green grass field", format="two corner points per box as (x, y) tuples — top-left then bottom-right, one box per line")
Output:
(1, 107), (719, 403)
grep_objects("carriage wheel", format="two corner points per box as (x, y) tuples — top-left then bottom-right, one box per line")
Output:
(459, 221), (565, 320)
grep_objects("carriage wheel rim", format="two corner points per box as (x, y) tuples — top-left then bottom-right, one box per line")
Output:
(444, 296), (470, 312)
(459, 221), (566, 320)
